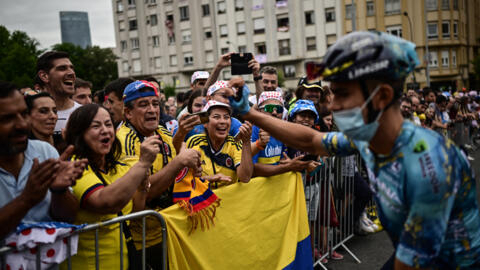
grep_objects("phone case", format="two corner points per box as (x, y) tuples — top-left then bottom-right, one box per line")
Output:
(231, 53), (253, 75)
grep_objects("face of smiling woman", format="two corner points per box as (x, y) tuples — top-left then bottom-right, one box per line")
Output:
(83, 108), (115, 157)
(206, 107), (231, 142)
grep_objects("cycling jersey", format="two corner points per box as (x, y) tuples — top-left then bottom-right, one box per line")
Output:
(321, 121), (480, 268)
(251, 125), (286, 165)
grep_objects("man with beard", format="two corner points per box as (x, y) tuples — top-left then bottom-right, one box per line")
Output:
(0, 81), (87, 239)
(400, 97), (413, 120)
(36, 51), (81, 135)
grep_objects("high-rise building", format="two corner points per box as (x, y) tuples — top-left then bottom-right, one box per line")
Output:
(341, 0), (480, 91)
(112, 0), (343, 91)
(60, 11), (92, 48)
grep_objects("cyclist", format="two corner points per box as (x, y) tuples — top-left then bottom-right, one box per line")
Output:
(228, 31), (480, 269)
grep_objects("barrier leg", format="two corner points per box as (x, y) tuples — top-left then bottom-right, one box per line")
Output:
(36, 245), (41, 270)
(142, 217), (146, 270)
(67, 236), (72, 270)
(120, 221), (124, 270)
(95, 228), (99, 270)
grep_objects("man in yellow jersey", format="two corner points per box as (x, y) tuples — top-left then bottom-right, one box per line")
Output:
(116, 80), (202, 269)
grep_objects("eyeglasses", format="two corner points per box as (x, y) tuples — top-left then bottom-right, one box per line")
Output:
(259, 104), (284, 114)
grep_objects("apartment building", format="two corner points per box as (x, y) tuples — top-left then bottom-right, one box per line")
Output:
(342, 0), (480, 91)
(112, 0), (343, 91)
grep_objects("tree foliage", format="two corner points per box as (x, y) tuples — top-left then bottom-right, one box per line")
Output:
(0, 25), (43, 87)
(163, 83), (176, 98)
(52, 43), (118, 90)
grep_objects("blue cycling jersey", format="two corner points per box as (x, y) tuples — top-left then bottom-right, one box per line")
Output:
(322, 121), (480, 268)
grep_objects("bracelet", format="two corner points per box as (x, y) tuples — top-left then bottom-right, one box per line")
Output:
(49, 187), (68, 194)
(255, 140), (265, 150)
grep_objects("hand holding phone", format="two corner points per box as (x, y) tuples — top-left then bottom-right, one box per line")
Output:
(190, 111), (209, 124)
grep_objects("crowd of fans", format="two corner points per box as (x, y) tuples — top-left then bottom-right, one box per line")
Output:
(1, 44), (479, 269)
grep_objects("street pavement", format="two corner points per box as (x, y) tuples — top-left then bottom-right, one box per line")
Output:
(319, 144), (480, 270)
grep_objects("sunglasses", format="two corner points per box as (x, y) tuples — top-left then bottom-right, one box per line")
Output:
(259, 104), (284, 114)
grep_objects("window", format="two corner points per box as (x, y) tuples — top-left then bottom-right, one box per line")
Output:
(442, 0), (449, 9)
(122, 61), (129, 72)
(276, 0), (288, 8)
(150, 14), (158, 26)
(180, 6), (189, 21)
(168, 35), (175, 45)
(345, 4), (354, 19)
(119, 20), (125, 31)
(442, 21), (450, 38)
(204, 28), (212, 39)
(452, 50), (456, 67)
(154, 57), (161, 68)
(453, 0), (458, 9)
(305, 11), (315, 25)
(254, 18), (265, 34)
(278, 39), (291, 56)
(441, 50), (449, 67)
(133, 59), (141, 72)
(217, 1), (226, 14)
(252, 0), (263, 10)
(237, 22), (246, 35)
(117, 1), (124, 12)
(220, 24), (228, 37)
(129, 19), (137, 31)
(255, 42), (266, 54)
(277, 16), (289, 32)
(181, 29), (191, 44)
(453, 21), (458, 38)
(325, 8), (335, 22)
(235, 0), (244, 11)
(130, 38), (139, 49)
(170, 55), (177, 66)
(367, 1), (375, 16)
(184, 53), (193, 65)
(386, 25), (402, 37)
(284, 65), (296, 78)
(152, 35), (160, 47)
(238, 46), (247, 53)
(202, 4), (210, 16)
(426, 0), (438, 10)
(221, 48), (229, 55)
(120, 40), (127, 52)
(428, 51), (438, 67)
(128, 0), (135, 7)
(148, 0), (156, 4)
(427, 22), (438, 39)
(206, 51), (214, 63)
(385, 0), (401, 15)
(306, 37), (316, 51)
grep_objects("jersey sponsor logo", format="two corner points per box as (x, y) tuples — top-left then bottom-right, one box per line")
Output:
(264, 144), (283, 158)
(419, 153), (440, 193)
(413, 140), (428, 153)
(347, 59), (389, 80)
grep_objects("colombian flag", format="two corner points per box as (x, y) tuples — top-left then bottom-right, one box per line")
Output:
(161, 172), (313, 270)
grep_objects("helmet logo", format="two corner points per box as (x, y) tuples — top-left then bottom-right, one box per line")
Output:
(347, 59), (389, 80)
(351, 38), (373, 51)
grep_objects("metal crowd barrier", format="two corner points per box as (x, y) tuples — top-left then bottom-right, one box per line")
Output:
(0, 210), (167, 270)
(304, 155), (363, 269)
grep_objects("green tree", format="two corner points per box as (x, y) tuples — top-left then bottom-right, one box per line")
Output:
(0, 25), (43, 87)
(277, 69), (285, 88)
(52, 43), (118, 90)
(163, 83), (176, 98)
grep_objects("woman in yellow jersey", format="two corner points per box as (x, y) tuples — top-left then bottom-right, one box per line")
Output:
(61, 104), (161, 269)
(186, 100), (253, 189)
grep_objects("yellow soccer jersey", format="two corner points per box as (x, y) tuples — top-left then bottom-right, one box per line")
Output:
(186, 134), (243, 189)
(64, 161), (133, 270)
(116, 122), (177, 249)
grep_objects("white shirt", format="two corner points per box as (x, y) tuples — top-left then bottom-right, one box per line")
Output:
(54, 101), (82, 133)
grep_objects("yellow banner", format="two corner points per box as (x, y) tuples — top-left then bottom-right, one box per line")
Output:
(161, 172), (312, 270)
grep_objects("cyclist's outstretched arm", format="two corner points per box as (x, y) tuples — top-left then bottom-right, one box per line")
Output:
(242, 108), (329, 156)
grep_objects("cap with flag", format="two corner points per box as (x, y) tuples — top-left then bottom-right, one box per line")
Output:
(123, 80), (159, 104)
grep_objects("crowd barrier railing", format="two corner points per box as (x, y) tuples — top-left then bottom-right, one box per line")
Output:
(305, 155), (363, 269)
(0, 210), (167, 270)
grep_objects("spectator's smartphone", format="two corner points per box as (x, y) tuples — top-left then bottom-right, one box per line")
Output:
(302, 154), (317, 162)
(191, 111), (209, 124)
(231, 53), (253, 75)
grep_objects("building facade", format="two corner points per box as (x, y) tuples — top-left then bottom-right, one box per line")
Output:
(341, 0), (480, 91)
(60, 11), (92, 48)
(112, 0), (343, 91)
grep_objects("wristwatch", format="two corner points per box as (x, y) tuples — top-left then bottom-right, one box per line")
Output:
(253, 75), (263, 81)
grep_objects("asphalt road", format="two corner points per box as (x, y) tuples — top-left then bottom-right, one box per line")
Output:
(320, 144), (480, 270)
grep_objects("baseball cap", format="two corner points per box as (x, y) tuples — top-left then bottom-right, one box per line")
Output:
(123, 80), (158, 104)
(258, 91), (284, 106)
(289, 99), (319, 122)
(207, 80), (230, 96)
(191, 71), (210, 84)
(202, 100), (232, 114)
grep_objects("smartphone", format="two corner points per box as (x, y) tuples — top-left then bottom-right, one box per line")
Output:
(302, 154), (318, 162)
(231, 53), (253, 75)
(191, 111), (209, 124)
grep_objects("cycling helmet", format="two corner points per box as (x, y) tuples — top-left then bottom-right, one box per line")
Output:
(320, 31), (419, 82)
(289, 99), (319, 122)
(298, 76), (323, 90)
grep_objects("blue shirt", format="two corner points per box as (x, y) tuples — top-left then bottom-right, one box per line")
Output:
(251, 125), (286, 165)
(0, 140), (59, 224)
(321, 121), (480, 268)
(173, 117), (243, 142)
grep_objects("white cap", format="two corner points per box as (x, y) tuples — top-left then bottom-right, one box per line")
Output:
(202, 100), (232, 114)
(191, 71), (210, 84)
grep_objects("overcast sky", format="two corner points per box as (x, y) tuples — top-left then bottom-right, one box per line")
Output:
(0, 0), (116, 49)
